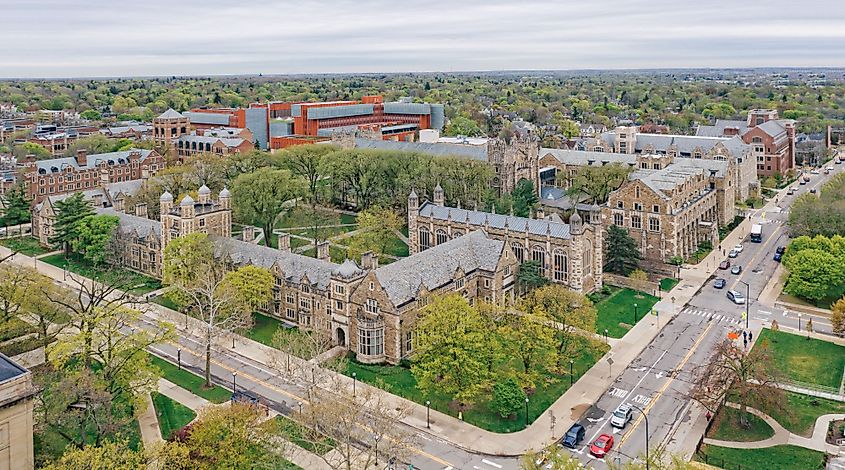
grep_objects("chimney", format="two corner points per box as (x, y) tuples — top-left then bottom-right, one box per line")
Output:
(92, 193), (103, 208)
(277, 232), (291, 253)
(76, 149), (87, 167)
(316, 241), (330, 261)
(135, 203), (148, 219)
(242, 225), (255, 242)
(361, 251), (376, 270)
(536, 207), (545, 219)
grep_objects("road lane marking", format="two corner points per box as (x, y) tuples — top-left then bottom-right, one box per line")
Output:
(609, 387), (629, 398)
(482, 459), (503, 468)
(619, 321), (715, 447)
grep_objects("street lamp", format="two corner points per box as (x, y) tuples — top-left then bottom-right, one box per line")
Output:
(629, 404), (650, 470)
(524, 397), (530, 426)
(739, 280), (750, 329)
(177, 348), (182, 370)
(352, 372), (357, 397)
(604, 328), (609, 344)
(569, 359), (574, 386)
(426, 400), (431, 429)
(373, 433), (381, 465)
(298, 401), (303, 415)
(232, 372), (237, 393)
(634, 303), (639, 323)
(798, 313), (802, 332)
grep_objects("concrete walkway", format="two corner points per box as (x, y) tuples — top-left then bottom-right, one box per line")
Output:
(702, 402), (844, 454)
(157, 378), (213, 412)
(138, 392), (164, 448)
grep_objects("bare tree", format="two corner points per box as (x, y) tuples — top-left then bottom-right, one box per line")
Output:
(689, 339), (784, 427)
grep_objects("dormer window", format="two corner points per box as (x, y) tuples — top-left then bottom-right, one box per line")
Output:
(455, 277), (465, 290)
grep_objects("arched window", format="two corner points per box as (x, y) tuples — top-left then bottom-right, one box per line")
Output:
(553, 250), (568, 282)
(419, 228), (431, 251)
(435, 229), (448, 245)
(452, 230), (463, 238)
(584, 240), (593, 276)
(511, 242), (524, 262)
(531, 246), (546, 274)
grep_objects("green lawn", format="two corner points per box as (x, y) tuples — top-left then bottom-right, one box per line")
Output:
(152, 295), (181, 312)
(0, 236), (49, 256)
(706, 406), (774, 442)
(594, 287), (659, 338)
(149, 354), (231, 404)
(245, 312), (290, 347)
(762, 391), (845, 437)
(695, 444), (825, 470)
(275, 415), (335, 455)
(152, 392), (196, 439)
(340, 336), (608, 433)
(41, 253), (162, 295)
(275, 207), (358, 242)
(659, 277), (679, 292)
(0, 336), (47, 357)
(0, 317), (37, 342)
(755, 328), (845, 389)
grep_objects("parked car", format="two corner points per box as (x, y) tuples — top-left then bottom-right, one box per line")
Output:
(719, 260), (731, 270)
(610, 403), (633, 428)
(811, 169), (820, 175)
(827, 166), (834, 171)
(589, 434), (614, 458)
(734, 244), (744, 253)
(561, 423), (586, 448)
(800, 179), (808, 185)
(787, 187), (796, 195)
(825, 169), (831, 175)
(730, 265), (742, 275)
(773, 252), (783, 262)
(728, 249), (739, 258)
(713, 278), (727, 289)
(727, 290), (746, 304)
(776, 246), (786, 255)
(810, 188), (817, 194)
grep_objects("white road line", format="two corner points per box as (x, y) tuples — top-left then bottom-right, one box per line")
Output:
(482, 459), (503, 469)
(758, 310), (772, 315)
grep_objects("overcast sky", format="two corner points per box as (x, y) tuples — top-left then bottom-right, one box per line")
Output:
(3, 0), (845, 78)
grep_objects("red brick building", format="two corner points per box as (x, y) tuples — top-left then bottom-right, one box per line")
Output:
(20, 148), (164, 201)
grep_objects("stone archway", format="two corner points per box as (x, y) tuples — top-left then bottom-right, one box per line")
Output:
(336, 327), (346, 347)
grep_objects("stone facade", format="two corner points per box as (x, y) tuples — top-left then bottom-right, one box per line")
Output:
(153, 108), (190, 147)
(0, 353), (36, 470)
(160, 185), (232, 252)
(408, 188), (603, 293)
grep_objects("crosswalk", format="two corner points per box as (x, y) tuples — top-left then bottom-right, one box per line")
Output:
(679, 306), (741, 325)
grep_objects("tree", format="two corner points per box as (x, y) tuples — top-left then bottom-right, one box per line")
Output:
(783, 249), (845, 302)
(605, 225), (642, 275)
(444, 115), (483, 137)
(516, 260), (548, 294)
(345, 206), (403, 260)
(70, 215), (119, 266)
(520, 285), (598, 370)
(231, 168), (304, 246)
(690, 339), (783, 427)
(831, 296), (845, 337)
(0, 264), (38, 325)
(273, 144), (337, 203)
(629, 269), (648, 281)
(558, 119), (581, 139)
(512, 179), (539, 218)
(0, 184), (31, 226)
(42, 439), (145, 470)
(564, 163), (632, 204)
(163, 233), (273, 386)
(491, 377), (526, 419)
(49, 192), (95, 254)
(13, 141), (50, 159)
(412, 294), (492, 405)
(79, 109), (102, 121)
(497, 308), (558, 388)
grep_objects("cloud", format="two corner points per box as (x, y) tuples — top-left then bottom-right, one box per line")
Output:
(1, 0), (844, 77)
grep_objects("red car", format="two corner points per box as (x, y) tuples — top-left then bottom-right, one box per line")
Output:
(589, 434), (614, 458)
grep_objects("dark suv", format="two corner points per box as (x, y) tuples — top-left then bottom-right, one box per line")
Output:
(561, 423), (586, 448)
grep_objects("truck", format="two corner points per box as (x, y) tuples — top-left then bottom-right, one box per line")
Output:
(750, 223), (763, 243)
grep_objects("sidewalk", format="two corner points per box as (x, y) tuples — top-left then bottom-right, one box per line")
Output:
(158, 378), (213, 412)
(138, 392), (164, 448)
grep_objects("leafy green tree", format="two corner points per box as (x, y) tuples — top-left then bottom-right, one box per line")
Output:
(604, 225), (642, 275)
(273, 144), (337, 203)
(520, 285), (598, 369)
(42, 439), (145, 470)
(497, 309), (558, 388)
(558, 119), (581, 139)
(516, 260), (548, 294)
(13, 141), (50, 159)
(829, 296), (845, 337)
(345, 206), (403, 260)
(783, 249), (845, 302)
(0, 184), (31, 226)
(49, 192), (95, 254)
(512, 179), (538, 217)
(231, 168), (304, 246)
(70, 215), (119, 266)
(444, 115), (484, 137)
(490, 377), (526, 419)
(79, 109), (103, 121)
(412, 294), (492, 405)
(564, 163), (632, 205)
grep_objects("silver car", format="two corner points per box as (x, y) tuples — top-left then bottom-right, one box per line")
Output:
(610, 403), (633, 428)
(727, 290), (746, 304)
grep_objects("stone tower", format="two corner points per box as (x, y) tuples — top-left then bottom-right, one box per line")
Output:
(407, 190), (419, 255)
(433, 184), (444, 207)
(589, 204), (603, 290)
(153, 108), (190, 148)
(160, 187), (232, 255)
(568, 211), (585, 293)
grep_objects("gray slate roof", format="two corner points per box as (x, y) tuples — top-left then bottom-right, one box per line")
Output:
(176, 134), (245, 148)
(419, 201), (572, 239)
(210, 236), (338, 290)
(35, 149), (154, 173)
(541, 148), (636, 166)
(353, 138), (488, 161)
(755, 120), (787, 138)
(695, 119), (748, 137)
(158, 108), (184, 119)
(104, 180), (143, 200)
(374, 230), (503, 306)
(97, 208), (161, 239)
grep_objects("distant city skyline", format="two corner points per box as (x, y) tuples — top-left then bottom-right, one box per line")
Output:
(3, 0), (845, 78)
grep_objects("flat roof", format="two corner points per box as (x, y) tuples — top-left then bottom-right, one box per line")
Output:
(0, 353), (27, 384)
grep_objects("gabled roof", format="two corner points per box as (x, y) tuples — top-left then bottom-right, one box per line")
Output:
(34, 149), (155, 173)
(374, 231), (504, 306)
(96, 207), (161, 240)
(176, 134), (246, 148)
(210, 236), (338, 290)
(418, 202), (572, 239)
(754, 120), (787, 138)
(158, 108), (185, 119)
(541, 148), (636, 166)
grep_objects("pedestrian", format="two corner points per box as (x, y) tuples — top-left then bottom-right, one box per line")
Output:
(743, 331), (747, 341)
(743, 338), (748, 349)
(749, 332), (753, 342)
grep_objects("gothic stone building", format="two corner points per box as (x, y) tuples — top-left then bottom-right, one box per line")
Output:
(408, 185), (603, 293)
(70, 186), (518, 365)
(539, 149), (734, 265)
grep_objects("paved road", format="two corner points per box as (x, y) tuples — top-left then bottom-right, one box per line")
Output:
(568, 161), (844, 468)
